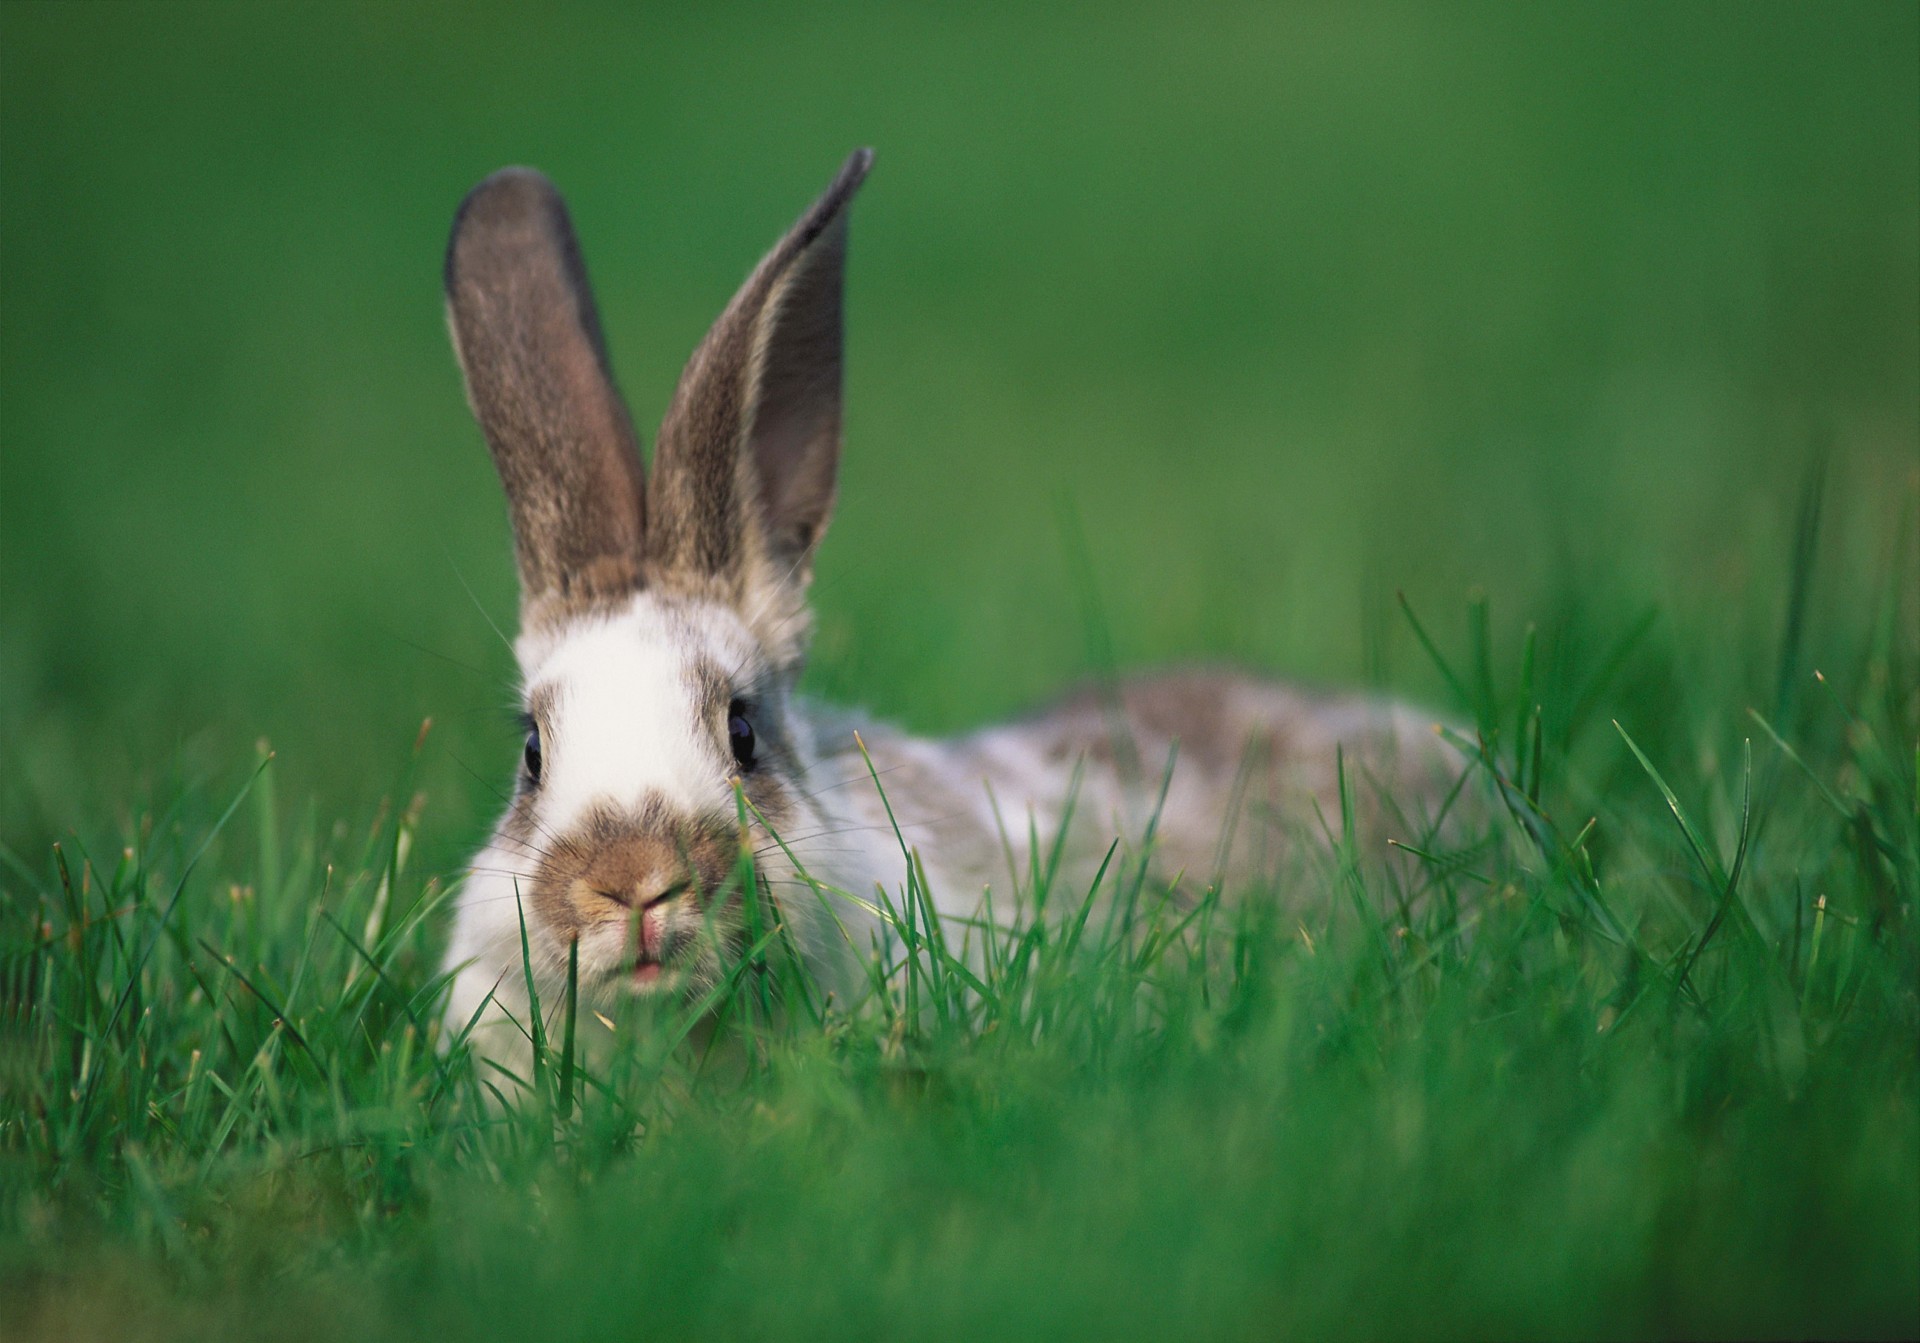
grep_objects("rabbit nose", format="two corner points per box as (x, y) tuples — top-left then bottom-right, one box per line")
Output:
(556, 813), (739, 928)
(593, 879), (690, 910)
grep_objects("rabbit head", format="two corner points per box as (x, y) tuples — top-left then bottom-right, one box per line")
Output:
(444, 150), (872, 998)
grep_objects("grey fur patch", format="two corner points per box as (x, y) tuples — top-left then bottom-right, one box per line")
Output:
(870, 665), (1472, 901)
(683, 656), (733, 724)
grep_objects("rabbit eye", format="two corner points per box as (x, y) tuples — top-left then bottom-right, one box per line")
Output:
(727, 701), (756, 772)
(523, 724), (543, 787)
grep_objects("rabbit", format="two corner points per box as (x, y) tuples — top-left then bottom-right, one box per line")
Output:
(437, 149), (1468, 1088)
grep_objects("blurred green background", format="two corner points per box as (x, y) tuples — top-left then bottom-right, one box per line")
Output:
(3, 9), (1917, 1337)
(3, 1), (1915, 860)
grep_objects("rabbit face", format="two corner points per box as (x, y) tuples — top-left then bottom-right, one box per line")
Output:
(441, 150), (874, 1018)
(500, 594), (810, 991)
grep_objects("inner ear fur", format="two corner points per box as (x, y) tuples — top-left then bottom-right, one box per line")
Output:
(445, 167), (647, 628)
(646, 148), (873, 598)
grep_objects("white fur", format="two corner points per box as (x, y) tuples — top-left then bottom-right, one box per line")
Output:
(519, 596), (755, 833)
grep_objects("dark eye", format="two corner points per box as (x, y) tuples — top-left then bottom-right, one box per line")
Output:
(523, 724), (543, 787)
(727, 701), (756, 772)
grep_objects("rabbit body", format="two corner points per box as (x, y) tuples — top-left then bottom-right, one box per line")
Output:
(436, 152), (1461, 1086)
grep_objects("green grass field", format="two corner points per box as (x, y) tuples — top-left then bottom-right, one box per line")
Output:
(3, 4), (1916, 1338)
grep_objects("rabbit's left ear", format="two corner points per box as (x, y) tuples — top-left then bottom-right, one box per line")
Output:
(646, 149), (872, 601)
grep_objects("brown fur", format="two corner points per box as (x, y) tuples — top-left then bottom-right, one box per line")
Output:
(533, 799), (741, 940)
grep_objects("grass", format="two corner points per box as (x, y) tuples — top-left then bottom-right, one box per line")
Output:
(4, 525), (1916, 1338)
(2, 3), (1917, 1338)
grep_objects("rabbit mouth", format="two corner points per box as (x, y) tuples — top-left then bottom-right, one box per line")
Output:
(623, 943), (685, 993)
(628, 958), (678, 992)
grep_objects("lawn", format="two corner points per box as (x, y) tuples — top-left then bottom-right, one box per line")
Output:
(2, 4), (1916, 1339)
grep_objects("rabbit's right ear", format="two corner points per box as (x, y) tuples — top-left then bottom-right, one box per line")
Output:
(445, 168), (647, 631)
(645, 150), (871, 608)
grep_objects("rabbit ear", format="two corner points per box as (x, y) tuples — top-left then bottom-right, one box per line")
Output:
(445, 168), (647, 629)
(646, 149), (872, 603)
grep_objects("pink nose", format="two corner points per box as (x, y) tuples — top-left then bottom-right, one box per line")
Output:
(637, 898), (677, 959)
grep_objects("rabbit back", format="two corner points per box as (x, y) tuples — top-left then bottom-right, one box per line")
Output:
(810, 667), (1469, 919)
